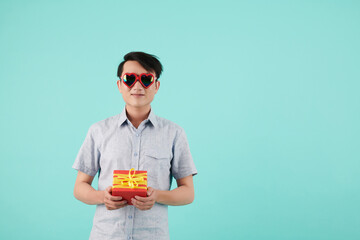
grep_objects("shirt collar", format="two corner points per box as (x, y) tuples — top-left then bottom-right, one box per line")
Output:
(118, 108), (128, 127)
(147, 109), (158, 128)
(118, 107), (158, 128)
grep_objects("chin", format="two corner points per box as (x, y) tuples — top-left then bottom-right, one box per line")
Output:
(128, 102), (150, 108)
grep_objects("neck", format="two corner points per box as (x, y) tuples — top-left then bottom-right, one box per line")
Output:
(125, 105), (151, 129)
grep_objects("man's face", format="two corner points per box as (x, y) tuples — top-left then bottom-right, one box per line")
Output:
(117, 60), (160, 109)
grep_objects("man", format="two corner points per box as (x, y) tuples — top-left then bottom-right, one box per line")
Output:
(72, 51), (197, 240)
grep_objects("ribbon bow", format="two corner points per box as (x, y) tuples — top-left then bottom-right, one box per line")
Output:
(113, 168), (147, 189)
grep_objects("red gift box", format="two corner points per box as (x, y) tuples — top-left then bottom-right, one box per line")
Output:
(112, 169), (147, 205)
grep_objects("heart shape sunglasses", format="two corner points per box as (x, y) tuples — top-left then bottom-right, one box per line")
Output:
(121, 73), (156, 89)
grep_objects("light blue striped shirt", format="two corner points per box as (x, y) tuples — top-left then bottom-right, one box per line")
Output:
(73, 108), (197, 240)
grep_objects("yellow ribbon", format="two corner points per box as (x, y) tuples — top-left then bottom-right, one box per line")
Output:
(113, 168), (147, 189)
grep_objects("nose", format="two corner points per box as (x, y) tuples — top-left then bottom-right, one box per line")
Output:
(132, 80), (144, 90)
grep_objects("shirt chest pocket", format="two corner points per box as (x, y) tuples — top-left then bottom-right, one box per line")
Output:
(142, 150), (172, 189)
(143, 150), (171, 170)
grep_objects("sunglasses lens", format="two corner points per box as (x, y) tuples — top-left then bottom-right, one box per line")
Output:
(123, 74), (136, 87)
(141, 75), (154, 87)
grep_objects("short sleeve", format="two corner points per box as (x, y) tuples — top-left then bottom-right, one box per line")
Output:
(171, 128), (197, 180)
(72, 125), (101, 177)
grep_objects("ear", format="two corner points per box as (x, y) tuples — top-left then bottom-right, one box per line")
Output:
(117, 80), (123, 94)
(155, 80), (160, 93)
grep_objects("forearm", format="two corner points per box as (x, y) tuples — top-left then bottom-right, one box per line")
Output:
(156, 185), (194, 206)
(74, 181), (105, 205)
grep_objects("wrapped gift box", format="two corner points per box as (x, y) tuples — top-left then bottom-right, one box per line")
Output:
(112, 168), (147, 205)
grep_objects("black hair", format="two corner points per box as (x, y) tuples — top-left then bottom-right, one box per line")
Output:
(117, 51), (163, 80)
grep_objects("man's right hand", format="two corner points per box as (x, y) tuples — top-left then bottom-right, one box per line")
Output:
(103, 186), (128, 210)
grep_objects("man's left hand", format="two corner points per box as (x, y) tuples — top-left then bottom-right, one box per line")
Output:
(132, 187), (157, 210)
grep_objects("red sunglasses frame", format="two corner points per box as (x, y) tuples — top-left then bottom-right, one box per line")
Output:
(121, 73), (156, 89)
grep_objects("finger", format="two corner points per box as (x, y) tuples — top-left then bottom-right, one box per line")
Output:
(135, 196), (155, 206)
(105, 186), (114, 196)
(105, 192), (123, 201)
(105, 199), (127, 209)
(105, 187), (124, 200)
(106, 198), (125, 204)
(104, 189), (123, 201)
(133, 201), (151, 211)
(104, 188), (113, 197)
(132, 198), (154, 208)
(104, 199), (115, 208)
(105, 197), (123, 205)
(113, 200), (128, 207)
(132, 200), (146, 210)
(106, 204), (127, 210)
(132, 198), (144, 206)
(104, 201), (117, 210)
(134, 195), (150, 202)
(147, 187), (154, 196)
(108, 195), (123, 201)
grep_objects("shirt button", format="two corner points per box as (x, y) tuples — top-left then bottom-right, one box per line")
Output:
(134, 153), (138, 157)
(128, 215), (133, 219)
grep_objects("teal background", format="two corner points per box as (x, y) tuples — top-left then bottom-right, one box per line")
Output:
(1, 0), (359, 239)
